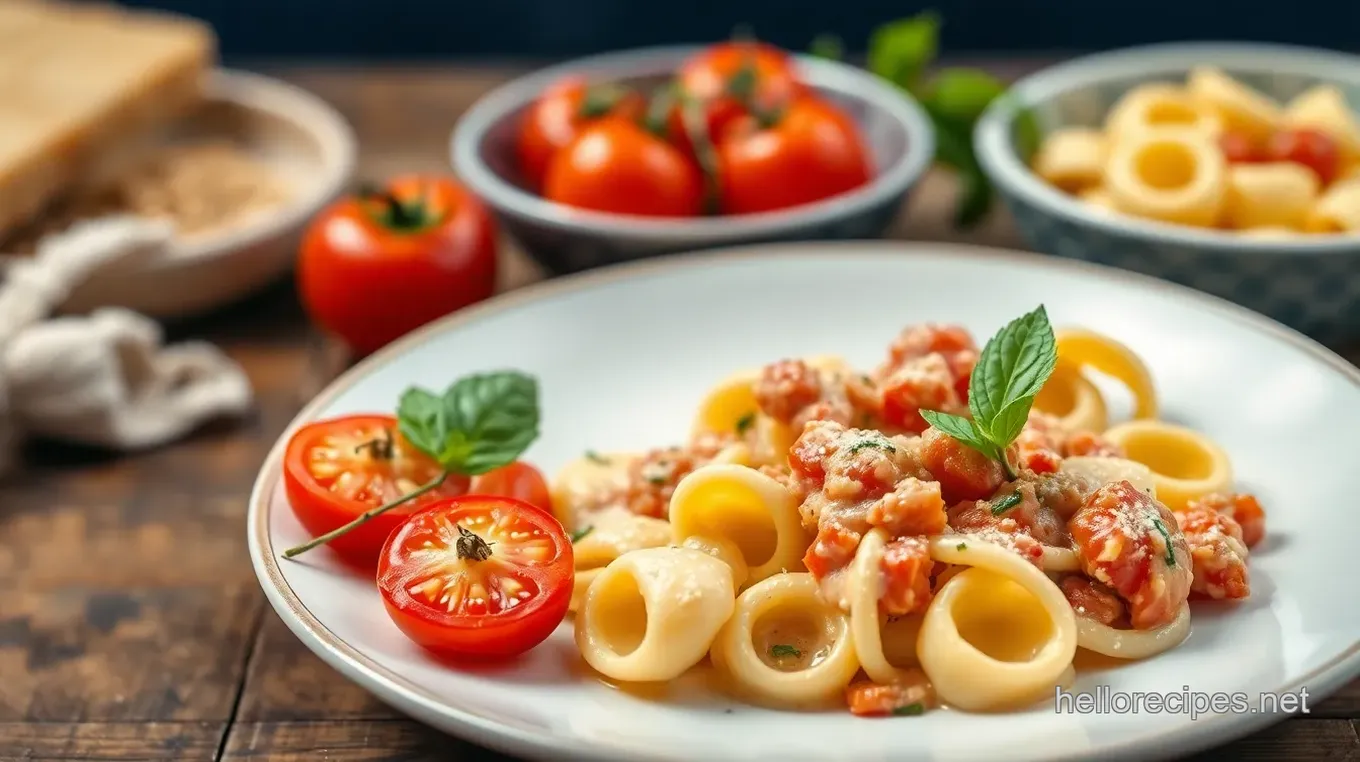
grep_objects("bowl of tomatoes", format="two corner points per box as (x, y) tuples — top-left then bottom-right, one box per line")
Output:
(451, 41), (935, 273)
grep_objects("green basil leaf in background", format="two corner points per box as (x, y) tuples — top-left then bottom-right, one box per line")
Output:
(929, 67), (1008, 125)
(438, 371), (540, 475)
(809, 33), (844, 61)
(396, 387), (450, 461)
(954, 167), (994, 229)
(1013, 105), (1042, 164)
(866, 11), (940, 91)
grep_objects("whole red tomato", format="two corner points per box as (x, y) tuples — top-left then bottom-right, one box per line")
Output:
(668, 41), (805, 159)
(298, 175), (497, 356)
(516, 77), (645, 190)
(716, 97), (872, 214)
(543, 117), (704, 216)
(1267, 127), (1341, 185)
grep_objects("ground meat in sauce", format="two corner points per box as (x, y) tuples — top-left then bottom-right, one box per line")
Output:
(621, 436), (732, 519)
(945, 474), (1073, 551)
(880, 536), (934, 615)
(755, 360), (879, 433)
(1061, 576), (1127, 625)
(846, 668), (936, 716)
(918, 426), (1005, 503)
(1014, 411), (1124, 472)
(867, 477), (948, 537)
(1174, 504), (1250, 600)
(788, 420), (927, 527)
(1068, 481), (1192, 630)
(1186, 493), (1266, 549)
(880, 354), (964, 433)
(754, 359), (824, 423)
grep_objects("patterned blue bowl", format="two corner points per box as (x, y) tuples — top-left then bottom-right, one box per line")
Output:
(451, 46), (934, 275)
(975, 43), (1360, 344)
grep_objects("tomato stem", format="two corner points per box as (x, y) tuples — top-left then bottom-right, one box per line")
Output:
(679, 94), (723, 215)
(359, 183), (440, 233)
(281, 469), (451, 559)
(579, 83), (628, 119)
(455, 525), (493, 561)
(353, 428), (395, 460)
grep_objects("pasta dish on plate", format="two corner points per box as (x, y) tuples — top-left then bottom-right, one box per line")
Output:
(557, 306), (1267, 716)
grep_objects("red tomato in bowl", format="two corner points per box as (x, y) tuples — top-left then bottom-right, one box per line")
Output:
(715, 97), (872, 214)
(516, 77), (646, 190)
(298, 176), (497, 356)
(669, 41), (804, 158)
(470, 460), (553, 514)
(543, 117), (704, 216)
(377, 495), (573, 658)
(284, 415), (472, 565)
(1219, 131), (1265, 164)
(1266, 128), (1341, 184)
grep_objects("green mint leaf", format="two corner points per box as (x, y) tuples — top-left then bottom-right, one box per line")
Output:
(954, 167), (994, 228)
(968, 305), (1056, 441)
(990, 490), (1023, 516)
(396, 387), (451, 461)
(893, 702), (926, 716)
(809, 33), (844, 61)
(930, 67), (1008, 125)
(769, 644), (801, 658)
(571, 526), (594, 543)
(421, 371), (540, 475)
(867, 12), (940, 92)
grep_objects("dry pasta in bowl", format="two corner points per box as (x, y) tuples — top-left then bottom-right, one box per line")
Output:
(557, 306), (1267, 717)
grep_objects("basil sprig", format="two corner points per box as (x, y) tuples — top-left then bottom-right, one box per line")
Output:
(921, 306), (1057, 479)
(283, 371), (540, 559)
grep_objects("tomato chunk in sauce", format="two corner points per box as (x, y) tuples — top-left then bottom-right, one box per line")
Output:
(1186, 492), (1266, 549)
(846, 667), (936, 717)
(919, 426), (1006, 503)
(880, 354), (964, 434)
(1068, 481), (1192, 629)
(1061, 575), (1126, 626)
(1174, 503), (1250, 600)
(880, 535), (934, 616)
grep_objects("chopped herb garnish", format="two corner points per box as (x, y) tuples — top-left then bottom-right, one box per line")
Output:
(956, 542), (967, 551)
(1152, 518), (1176, 566)
(849, 436), (896, 454)
(735, 412), (757, 435)
(990, 491), (1023, 516)
(647, 476), (667, 486)
(585, 450), (610, 465)
(769, 644), (801, 658)
(571, 526), (594, 543)
(893, 702), (925, 716)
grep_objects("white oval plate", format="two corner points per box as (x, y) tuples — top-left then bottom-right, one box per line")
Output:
(247, 242), (1360, 762)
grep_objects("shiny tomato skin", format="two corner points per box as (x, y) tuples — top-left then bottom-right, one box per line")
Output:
(470, 461), (553, 514)
(543, 117), (704, 217)
(1267, 128), (1341, 184)
(298, 175), (497, 356)
(377, 496), (573, 659)
(716, 97), (872, 214)
(1219, 131), (1265, 163)
(283, 415), (471, 566)
(516, 77), (645, 190)
(670, 41), (804, 158)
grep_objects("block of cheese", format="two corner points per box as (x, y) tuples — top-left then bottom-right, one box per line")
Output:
(0, 1), (216, 239)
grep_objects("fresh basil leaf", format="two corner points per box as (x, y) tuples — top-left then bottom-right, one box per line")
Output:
(396, 387), (450, 461)
(988, 396), (1036, 449)
(925, 113), (975, 172)
(435, 371), (540, 475)
(809, 33), (844, 61)
(867, 12), (940, 91)
(968, 305), (1056, 439)
(1013, 104), (1042, 164)
(954, 167), (994, 228)
(930, 67), (1008, 125)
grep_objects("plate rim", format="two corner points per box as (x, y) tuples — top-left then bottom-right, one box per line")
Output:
(247, 241), (1360, 762)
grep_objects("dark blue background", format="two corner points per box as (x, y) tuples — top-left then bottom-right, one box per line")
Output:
(118, 0), (1360, 60)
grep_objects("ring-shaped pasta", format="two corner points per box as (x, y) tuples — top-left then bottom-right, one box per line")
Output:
(550, 451), (635, 530)
(1284, 84), (1360, 160)
(1059, 456), (1158, 499)
(575, 546), (735, 682)
(1224, 162), (1320, 230)
(1186, 67), (1282, 141)
(1033, 359), (1109, 433)
(691, 368), (761, 440)
(1041, 547), (1083, 573)
(710, 573), (861, 708)
(846, 529), (923, 684)
(1105, 83), (1224, 140)
(568, 508), (674, 611)
(668, 464), (806, 584)
(1304, 178), (1360, 234)
(918, 538), (1078, 711)
(1079, 186), (1118, 214)
(1076, 603), (1191, 659)
(1104, 127), (1227, 228)
(1032, 128), (1108, 192)
(1054, 327), (1159, 420)
(680, 534), (751, 589)
(1100, 420), (1233, 510)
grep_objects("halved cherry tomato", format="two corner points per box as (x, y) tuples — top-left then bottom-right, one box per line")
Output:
(668, 41), (804, 159)
(470, 461), (552, 514)
(378, 495), (573, 658)
(543, 117), (703, 216)
(516, 77), (646, 191)
(1219, 131), (1265, 164)
(1267, 127), (1341, 184)
(284, 415), (472, 565)
(716, 97), (872, 214)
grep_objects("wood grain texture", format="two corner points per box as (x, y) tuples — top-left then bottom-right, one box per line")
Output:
(1, 61), (1358, 762)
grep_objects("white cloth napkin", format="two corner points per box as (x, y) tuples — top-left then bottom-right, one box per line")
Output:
(0, 216), (253, 475)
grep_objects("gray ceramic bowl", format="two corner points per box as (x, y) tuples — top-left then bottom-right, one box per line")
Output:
(451, 46), (934, 274)
(976, 43), (1360, 343)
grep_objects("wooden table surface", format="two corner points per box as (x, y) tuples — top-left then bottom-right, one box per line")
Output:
(3, 62), (1359, 762)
